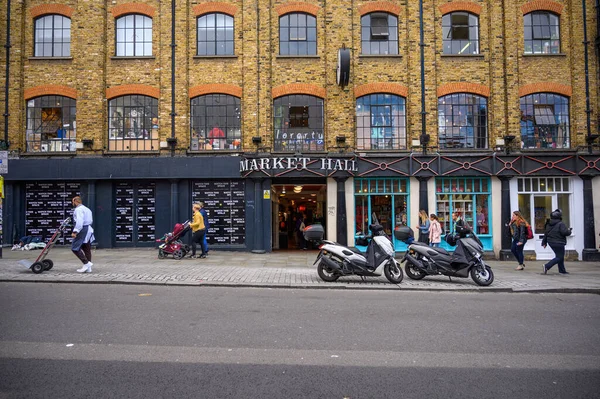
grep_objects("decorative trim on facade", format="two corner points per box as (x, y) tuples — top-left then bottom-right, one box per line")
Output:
(193, 2), (238, 17)
(189, 84), (242, 98)
(24, 85), (77, 100)
(521, 0), (563, 15)
(437, 82), (490, 98)
(106, 84), (160, 99)
(272, 83), (326, 99)
(275, 2), (321, 17)
(358, 1), (402, 16)
(111, 3), (156, 18)
(518, 82), (572, 97)
(30, 4), (74, 18)
(354, 83), (408, 98)
(438, 1), (482, 16)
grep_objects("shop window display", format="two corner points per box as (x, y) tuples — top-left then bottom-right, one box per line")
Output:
(435, 177), (491, 250)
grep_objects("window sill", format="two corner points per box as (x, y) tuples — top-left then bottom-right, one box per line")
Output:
(276, 55), (320, 59)
(187, 149), (243, 154)
(29, 56), (73, 61)
(110, 56), (156, 60)
(359, 54), (402, 58)
(193, 55), (238, 59)
(440, 54), (484, 58)
(104, 150), (161, 155)
(522, 53), (566, 57)
(21, 151), (76, 157)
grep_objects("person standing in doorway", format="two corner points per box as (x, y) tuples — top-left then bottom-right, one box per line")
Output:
(199, 202), (209, 256)
(542, 209), (572, 275)
(71, 196), (95, 273)
(189, 203), (207, 259)
(429, 214), (442, 247)
(418, 210), (430, 245)
(509, 211), (529, 270)
(296, 213), (307, 250)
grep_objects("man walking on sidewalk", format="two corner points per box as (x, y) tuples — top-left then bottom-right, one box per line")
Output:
(71, 196), (95, 273)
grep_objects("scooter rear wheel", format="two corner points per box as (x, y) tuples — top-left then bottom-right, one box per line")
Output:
(384, 260), (404, 284)
(317, 258), (339, 282)
(405, 262), (426, 280)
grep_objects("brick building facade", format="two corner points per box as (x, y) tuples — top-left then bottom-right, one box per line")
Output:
(2, 0), (600, 260)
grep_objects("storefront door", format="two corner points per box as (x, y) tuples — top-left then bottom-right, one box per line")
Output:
(532, 195), (555, 260)
(114, 182), (156, 246)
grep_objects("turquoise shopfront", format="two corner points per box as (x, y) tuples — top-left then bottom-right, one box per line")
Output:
(354, 178), (410, 252)
(435, 177), (493, 251)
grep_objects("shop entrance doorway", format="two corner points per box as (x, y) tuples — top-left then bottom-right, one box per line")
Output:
(271, 182), (326, 250)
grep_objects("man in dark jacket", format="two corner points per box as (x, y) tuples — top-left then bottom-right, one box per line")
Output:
(199, 202), (210, 255)
(542, 209), (572, 275)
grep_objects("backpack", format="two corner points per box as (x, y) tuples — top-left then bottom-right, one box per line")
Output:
(526, 224), (534, 240)
(299, 221), (306, 231)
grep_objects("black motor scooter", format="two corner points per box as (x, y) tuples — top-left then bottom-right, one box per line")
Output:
(397, 225), (494, 286)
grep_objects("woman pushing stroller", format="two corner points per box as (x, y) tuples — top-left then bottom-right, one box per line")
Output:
(189, 203), (208, 259)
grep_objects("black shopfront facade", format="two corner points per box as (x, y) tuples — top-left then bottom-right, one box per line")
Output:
(4, 151), (600, 260)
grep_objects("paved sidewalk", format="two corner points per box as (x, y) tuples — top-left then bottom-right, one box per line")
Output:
(1, 247), (600, 293)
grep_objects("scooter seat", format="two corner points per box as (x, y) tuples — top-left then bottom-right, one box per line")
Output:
(349, 247), (364, 255)
(430, 247), (449, 255)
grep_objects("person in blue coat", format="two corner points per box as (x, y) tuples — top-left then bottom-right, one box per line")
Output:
(199, 202), (210, 255)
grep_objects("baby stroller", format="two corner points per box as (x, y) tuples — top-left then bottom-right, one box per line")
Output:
(157, 220), (191, 260)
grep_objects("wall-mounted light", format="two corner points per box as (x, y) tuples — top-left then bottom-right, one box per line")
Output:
(252, 136), (262, 145)
(82, 138), (94, 150)
(503, 135), (515, 155)
(336, 136), (346, 145)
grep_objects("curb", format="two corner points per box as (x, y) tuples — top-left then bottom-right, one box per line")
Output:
(2, 278), (599, 294)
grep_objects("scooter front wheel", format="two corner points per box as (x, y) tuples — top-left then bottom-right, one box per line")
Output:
(471, 265), (494, 286)
(317, 259), (339, 282)
(384, 260), (404, 284)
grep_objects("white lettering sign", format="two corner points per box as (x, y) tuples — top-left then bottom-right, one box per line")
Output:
(241, 157), (357, 173)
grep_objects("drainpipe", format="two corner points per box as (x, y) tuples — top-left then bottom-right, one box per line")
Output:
(170, 0), (176, 156)
(3, 0), (11, 149)
(419, 0), (428, 155)
(582, 0), (593, 153)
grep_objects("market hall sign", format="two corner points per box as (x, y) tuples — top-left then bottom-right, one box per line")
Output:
(240, 157), (358, 173)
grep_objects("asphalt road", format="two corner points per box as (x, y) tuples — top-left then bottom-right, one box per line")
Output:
(1, 283), (599, 399)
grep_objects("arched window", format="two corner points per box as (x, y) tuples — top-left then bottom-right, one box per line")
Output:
(438, 93), (488, 149)
(442, 12), (479, 54)
(360, 13), (398, 55)
(26, 95), (76, 152)
(190, 94), (241, 151)
(356, 94), (406, 150)
(34, 15), (71, 57)
(524, 12), (560, 54)
(279, 13), (317, 55)
(115, 14), (152, 56)
(197, 13), (234, 56)
(273, 95), (324, 152)
(520, 93), (569, 149)
(108, 95), (158, 152)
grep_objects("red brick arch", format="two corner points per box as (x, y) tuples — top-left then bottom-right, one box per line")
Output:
(193, 2), (238, 17)
(106, 84), (159, 100)
(521, 0), (563, 15)
(272, 83), (326, 99)
(189, 84), (242, 98)
(111, 3), (156, 18)
(24, 84), (77, 100)
(354, 83), (408, 98)
(275, 2), (321, 17)
(518, 82), (572, 98)
(358, 1), (401, 16)
(438, 1), (482, 16)
(437, 82), (490, 98)
(30, 4), (74, 18)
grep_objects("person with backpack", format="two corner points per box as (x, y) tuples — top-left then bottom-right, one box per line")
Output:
(542, 209), (572, 275)
(428, 214), (442, 247)
(509, 211), (530, 270)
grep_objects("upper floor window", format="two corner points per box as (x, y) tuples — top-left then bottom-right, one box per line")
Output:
(116, 14), (152, 56)
(360, 13), (398, 55)
(524, 12), (560, 54)
(273, 95), (324, 152)
(279, 13), (317, 56)
(438, 93), (488, 149)
(34, 15), (71, 57)
(190, 94), (241, 151)
(356, 94), (406, 150)
(197, 13), (234, 56)
(108, 95), (159, 152)
(442, 12), (479, 55)
(26, 96), (76, 152)
(520, 93), (569, 149)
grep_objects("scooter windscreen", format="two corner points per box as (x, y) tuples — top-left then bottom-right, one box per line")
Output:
(369, 212), (385, 236)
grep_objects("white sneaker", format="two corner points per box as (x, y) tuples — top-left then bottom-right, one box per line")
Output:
(77, 262), (92, 273)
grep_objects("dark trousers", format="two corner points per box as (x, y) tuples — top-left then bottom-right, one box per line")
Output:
(191, 230), (207, 256)
(418, 232), (430, 245)
(511, 239), (524, 265)
(72, 243), (92, 265)
(546, 243), (566, 273)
